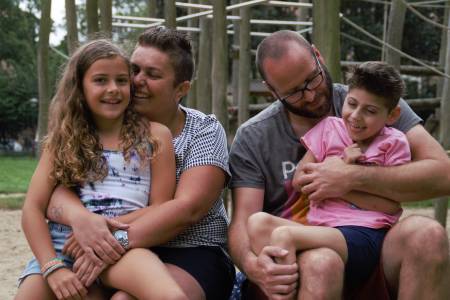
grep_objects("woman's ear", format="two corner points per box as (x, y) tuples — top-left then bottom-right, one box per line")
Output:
(386, 105), (401, 125)
(175, 81), (191, 102)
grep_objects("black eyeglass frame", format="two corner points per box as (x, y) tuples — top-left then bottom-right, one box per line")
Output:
(266, 52), (324, 105)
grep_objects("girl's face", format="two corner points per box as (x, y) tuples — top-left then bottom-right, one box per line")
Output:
(82, 56), (130, 126)
(342, 88), (398, 146)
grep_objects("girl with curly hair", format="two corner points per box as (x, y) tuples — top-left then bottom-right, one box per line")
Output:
(16, 39), (186, 299)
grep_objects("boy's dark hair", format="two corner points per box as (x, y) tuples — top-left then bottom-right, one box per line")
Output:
(137, 26), (194, 86)
(347, 61), (405, 111)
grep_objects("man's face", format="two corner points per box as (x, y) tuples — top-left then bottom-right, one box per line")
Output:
(263, 42), (333, 119)
(130, 46), (180, 121)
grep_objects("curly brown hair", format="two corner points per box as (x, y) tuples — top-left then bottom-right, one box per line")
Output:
(44, 39), (158, 187)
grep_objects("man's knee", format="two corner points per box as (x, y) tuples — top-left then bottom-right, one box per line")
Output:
(401, 216), (449, 264)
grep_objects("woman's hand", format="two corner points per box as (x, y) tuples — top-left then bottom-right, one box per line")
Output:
(70, 211), (129, 265)
(46, 267), (87, 300)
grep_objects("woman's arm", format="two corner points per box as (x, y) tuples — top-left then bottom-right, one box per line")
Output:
(114, 122), (176, 224)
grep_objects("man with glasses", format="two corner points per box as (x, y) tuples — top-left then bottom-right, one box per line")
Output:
(228, 30), (450, 299)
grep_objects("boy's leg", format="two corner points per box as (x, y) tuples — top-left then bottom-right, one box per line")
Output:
(15, 275), (56, 300)
(382, 215), (449, 299)
(100, 248), (186, 300)
(247, 212), (308, 255)
(270, 225), (348, 265)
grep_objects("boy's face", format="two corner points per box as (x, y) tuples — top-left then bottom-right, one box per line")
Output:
(342, 88), (393, 146)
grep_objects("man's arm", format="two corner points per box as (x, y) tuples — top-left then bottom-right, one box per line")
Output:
(299, 125), (450, 202)
(228, 187), (298, 298)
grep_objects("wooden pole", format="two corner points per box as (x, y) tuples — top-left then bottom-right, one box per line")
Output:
(212, 0), (229, 132)
(238, 1), (250, 125)
(384, 0), (406, 69)
(196, 0), (212, 114)
(312, 0), (341, 83)
(434, 13), (450, 227)
(165, 0), (176, 29)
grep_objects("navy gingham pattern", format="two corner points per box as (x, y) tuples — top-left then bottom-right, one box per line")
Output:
(164, 106), (230, 248)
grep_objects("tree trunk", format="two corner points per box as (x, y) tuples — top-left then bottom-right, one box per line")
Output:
(36, 0), (52, 156)
(148, 0), (158, 18)
(384, 0), (406, 69)
(99, 0), (112, 38)
(164, 0), (176, 29)
(212, 0), (229, 132)
(65, 0), (78, 54)
(238, 1), (250, 125)
(312, 0), (341, 83)
(86, 0), (99, 38)
(196, 0), (212, 114)
(434, 13), (450, 227)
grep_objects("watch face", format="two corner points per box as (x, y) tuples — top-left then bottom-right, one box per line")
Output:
(114, 230), (129, 250)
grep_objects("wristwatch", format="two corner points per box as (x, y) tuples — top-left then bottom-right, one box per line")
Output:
(113, 230), (130, 250)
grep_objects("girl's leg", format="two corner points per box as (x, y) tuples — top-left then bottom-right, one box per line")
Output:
(100, 248), (187, 300)
(270, 225), (348, 265)
(15, 275), (56, 300)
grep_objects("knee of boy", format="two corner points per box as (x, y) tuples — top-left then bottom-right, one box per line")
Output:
(299, 248), (344, 278)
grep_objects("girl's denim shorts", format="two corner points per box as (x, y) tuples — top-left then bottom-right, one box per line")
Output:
(18, 222), (74, 286)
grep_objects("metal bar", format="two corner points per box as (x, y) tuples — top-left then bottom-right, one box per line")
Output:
(267, 1), (312, 7)
(112, 15), (164, 22)
(175, 2), (212, 9)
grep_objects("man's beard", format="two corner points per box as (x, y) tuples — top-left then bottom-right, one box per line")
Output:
(281, 66), (334, 119)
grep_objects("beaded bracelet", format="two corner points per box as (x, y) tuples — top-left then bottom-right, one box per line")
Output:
(42, 262), (66, 279)
(40, 257), (63, 274)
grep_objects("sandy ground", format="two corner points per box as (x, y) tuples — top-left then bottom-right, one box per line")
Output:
(2, 209), (450, 299)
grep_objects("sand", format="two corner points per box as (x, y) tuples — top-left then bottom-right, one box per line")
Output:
(1, 208), (449, 300)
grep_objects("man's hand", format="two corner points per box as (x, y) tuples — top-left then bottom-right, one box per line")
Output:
(298, 156), (355, 201)
(70, 212), (129, 265)
(73, 252), (107, 287)
(250, 246), (298, 299)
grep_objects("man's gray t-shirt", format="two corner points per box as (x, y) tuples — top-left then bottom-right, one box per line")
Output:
(228, 83), (422, 217)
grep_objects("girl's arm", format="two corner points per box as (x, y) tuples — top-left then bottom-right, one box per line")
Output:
(293, 151), (400, 214)
(22, 150), (59, 270)
(22, 149), (87, 296)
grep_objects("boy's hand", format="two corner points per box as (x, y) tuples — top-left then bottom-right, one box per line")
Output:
(47, 267), (87, 299)
(344, 143), (364, 164)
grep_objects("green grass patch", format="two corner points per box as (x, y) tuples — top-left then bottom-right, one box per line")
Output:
(0, 155), (37, 193)
(403, 198), (450, 208)
(0, 194), (25, 209)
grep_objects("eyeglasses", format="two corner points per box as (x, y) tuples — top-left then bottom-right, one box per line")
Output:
(268, 52), (324, 105)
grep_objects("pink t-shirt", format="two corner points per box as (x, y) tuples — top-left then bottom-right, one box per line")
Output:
(301, 116), (411, 229)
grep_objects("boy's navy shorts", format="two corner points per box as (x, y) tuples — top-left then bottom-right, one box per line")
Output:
(335, 225), (388, 289)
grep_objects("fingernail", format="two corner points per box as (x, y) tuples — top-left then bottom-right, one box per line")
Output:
(280, 249), (288, 255)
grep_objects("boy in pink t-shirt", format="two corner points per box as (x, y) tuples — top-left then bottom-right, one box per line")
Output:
(265, 61), (410, 290)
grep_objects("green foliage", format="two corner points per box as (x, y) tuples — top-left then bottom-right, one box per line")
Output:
(0, 155), (37, 193)
(0, 0), (39, 141)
